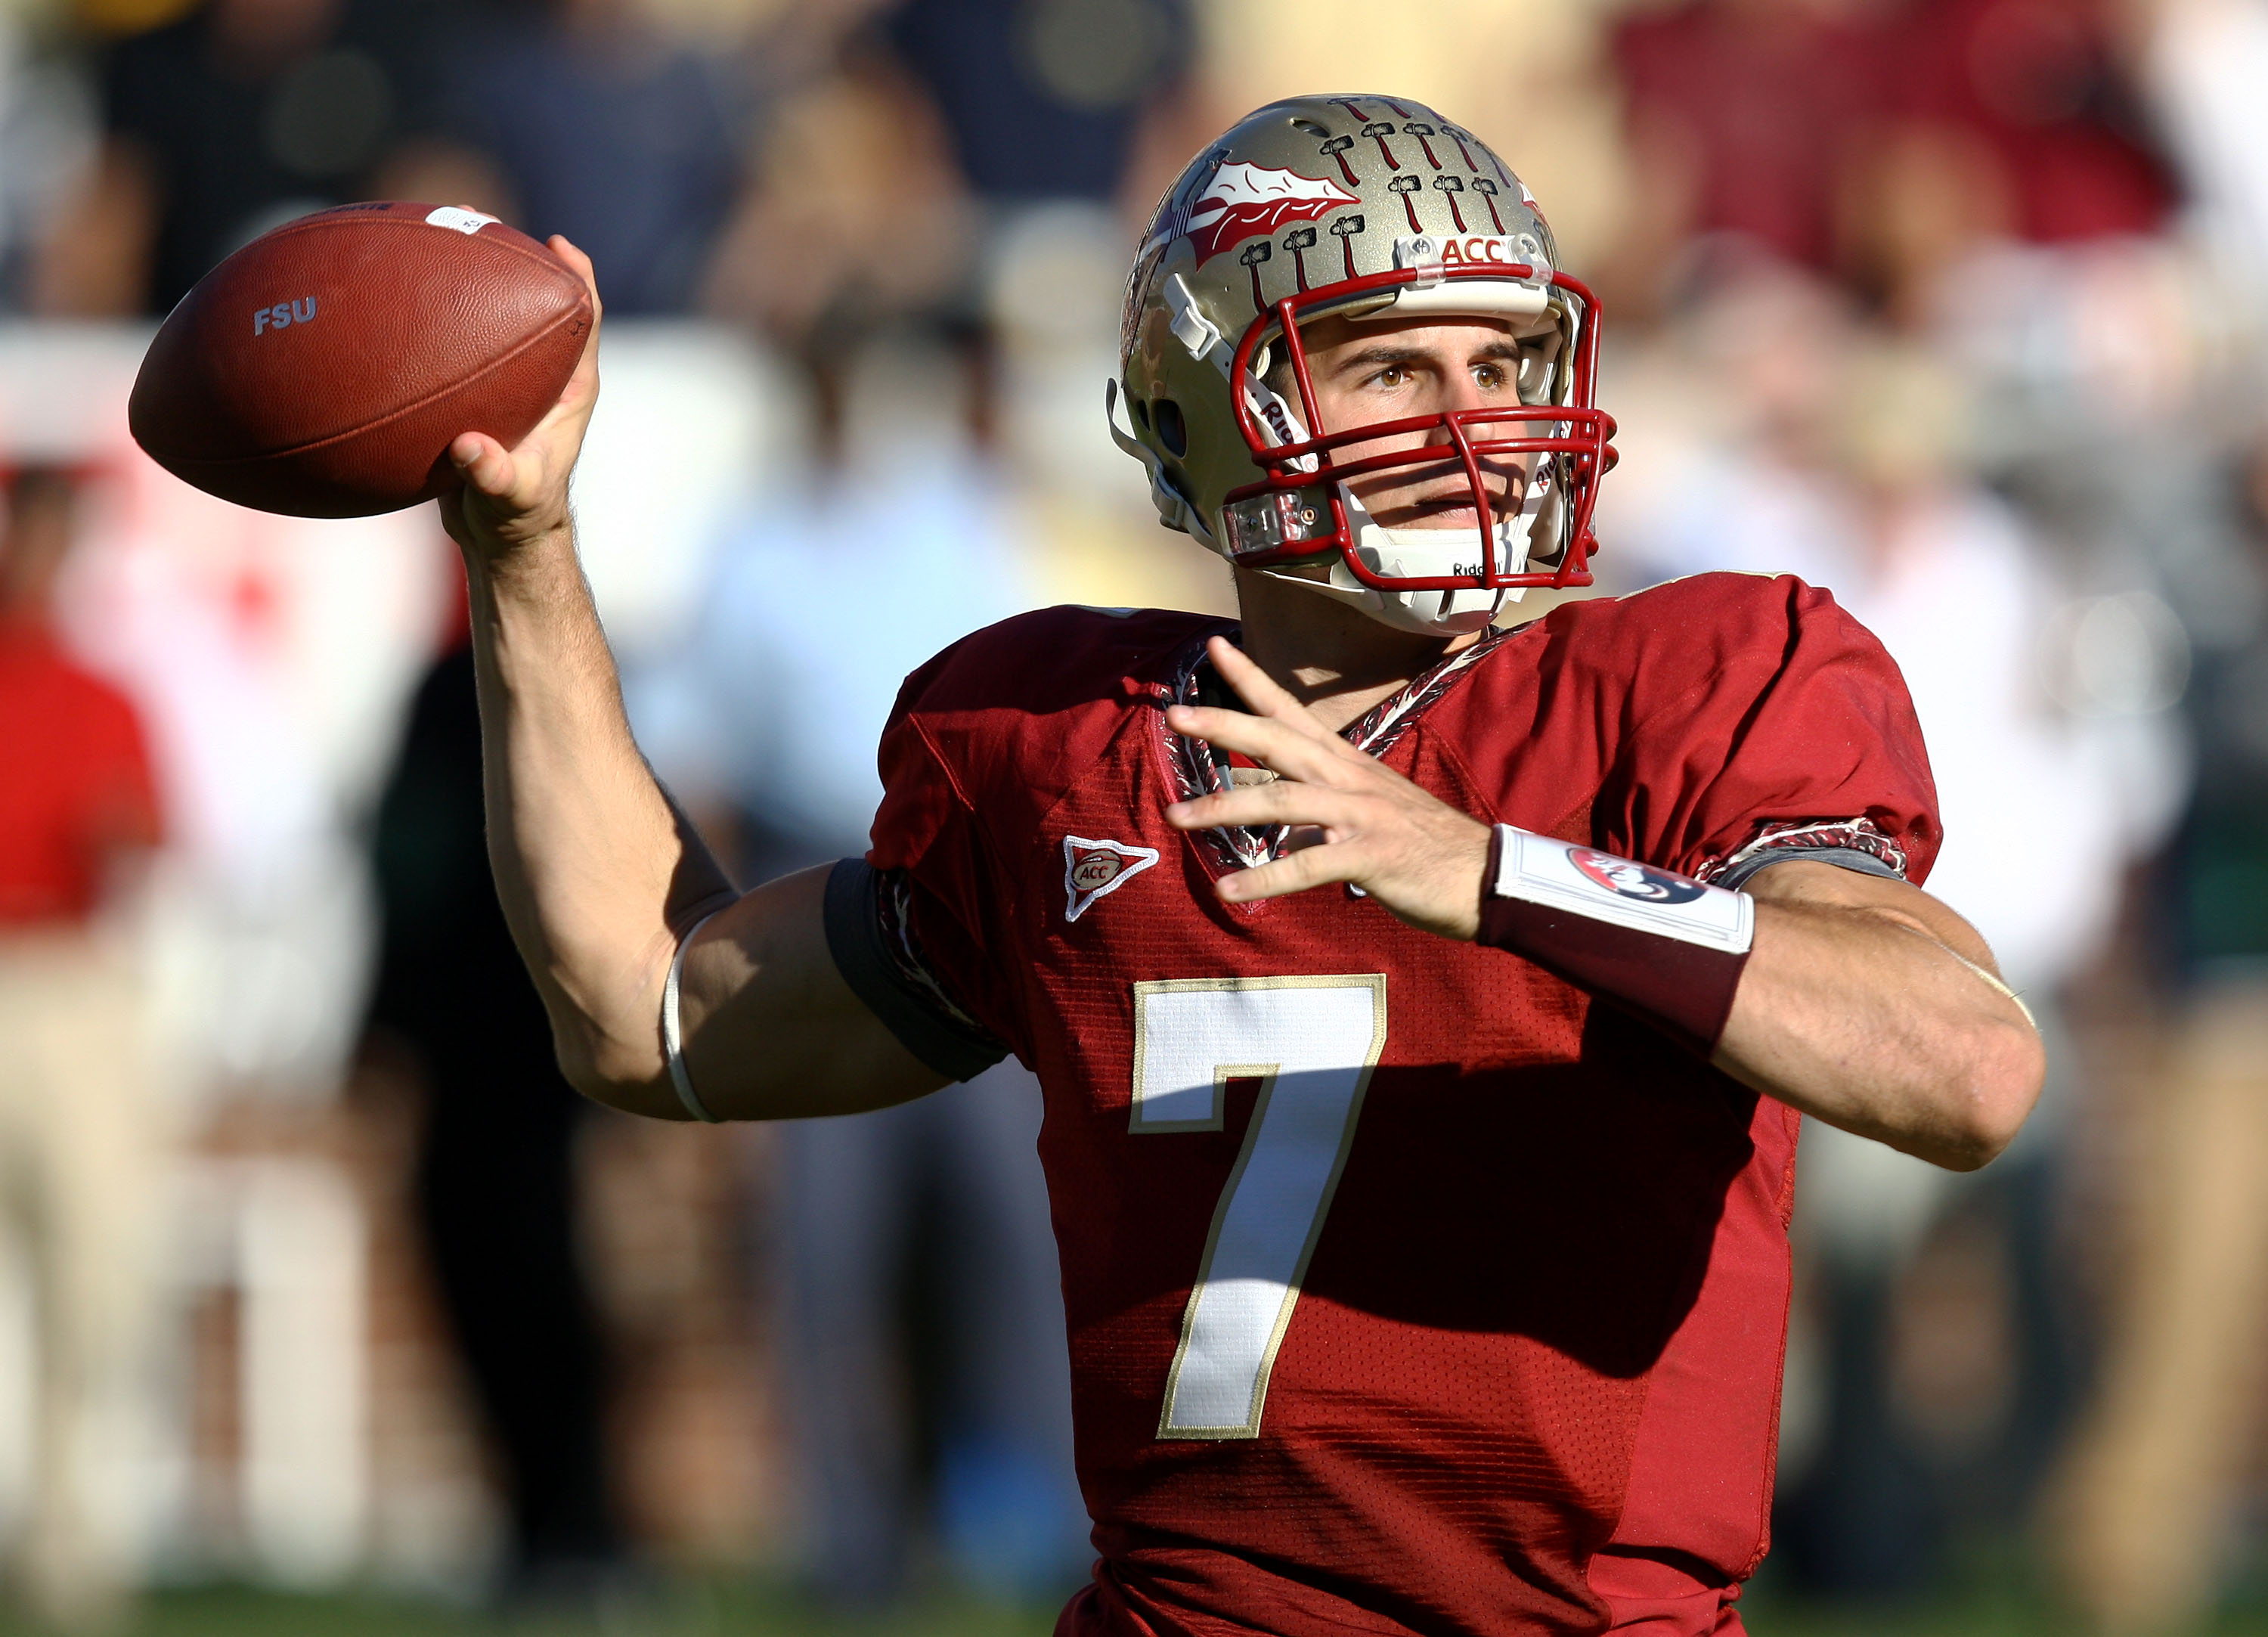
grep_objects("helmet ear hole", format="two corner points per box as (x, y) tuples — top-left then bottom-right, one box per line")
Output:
(1129, 397), (1151, 433)
(1154, 398), (1188, 457)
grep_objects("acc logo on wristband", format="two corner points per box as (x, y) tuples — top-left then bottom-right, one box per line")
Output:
(1567, 848), (1709, 906)
(1492, 827), (1754, 954)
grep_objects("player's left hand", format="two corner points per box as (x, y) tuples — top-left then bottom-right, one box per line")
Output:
(1163, 637), (1490, 940)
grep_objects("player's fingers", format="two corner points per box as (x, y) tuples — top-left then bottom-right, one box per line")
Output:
(1163, 704), (1357, 786)
(547, 236), (603, 323)
(538, 238), (603, 423)
(1165, 779), (1355, 833)
(1214, 842), (1353, 904)
(450, 433), (516, 496)
(1206, 638), (1338, 743)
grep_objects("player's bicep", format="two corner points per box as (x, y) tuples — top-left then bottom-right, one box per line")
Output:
(1742, 857), (2003, 977)
(671, 864), (952, 1121)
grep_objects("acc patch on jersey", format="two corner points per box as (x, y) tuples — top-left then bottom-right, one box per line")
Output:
(1062, 836), (1160, 923)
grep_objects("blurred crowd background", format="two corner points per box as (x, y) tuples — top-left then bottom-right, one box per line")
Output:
(1, 0), (2266, 1629)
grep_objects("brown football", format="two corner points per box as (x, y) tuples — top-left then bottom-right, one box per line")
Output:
(129, 203), (593, 518)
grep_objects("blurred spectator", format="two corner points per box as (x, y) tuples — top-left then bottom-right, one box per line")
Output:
(1613, 0), (1893, 274)
(33, 0), (455, 316)
(1887, 0), (2170, 246)
(365, 639), (627, 1604)
(704, 0), (1191, 457)
(891, 0), (1195, 530)
(0, 5), (99, 313)
(631, 333), (1087, 1606)
(652, 31), (1200, 1591)
(885, 0), (1189, 208)
(0, 466), (164, 1629)
(700, 29), (973, 451)
(2146, 0), (2268, 313)
(1610, 0), (2174, 312)
(1600, 25), (2194, 1593)
(2054, 433), (2268, 1635)
(431, 0), (748, 316)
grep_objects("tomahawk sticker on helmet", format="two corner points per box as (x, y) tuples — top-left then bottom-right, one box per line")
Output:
(1109, 94), (1619, 637)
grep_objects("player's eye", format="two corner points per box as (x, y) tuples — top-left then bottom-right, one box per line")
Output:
(1473, 361), (1507, 392)
(1371, 364), (1411, 389)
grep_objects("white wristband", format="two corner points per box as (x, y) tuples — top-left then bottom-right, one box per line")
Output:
(662, 908), (725, 1123)
(1489, 825), (1755, 954)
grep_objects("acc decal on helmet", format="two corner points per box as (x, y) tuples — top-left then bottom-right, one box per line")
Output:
(1109, 94), (1618, 637)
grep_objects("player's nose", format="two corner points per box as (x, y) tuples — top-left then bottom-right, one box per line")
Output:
(1419, 364), (1492, 438)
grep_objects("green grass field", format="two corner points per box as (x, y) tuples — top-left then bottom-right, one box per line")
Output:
(6, 1576), (2266, 1636)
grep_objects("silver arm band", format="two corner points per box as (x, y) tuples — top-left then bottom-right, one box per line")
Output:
(662, 908), (725, 1123)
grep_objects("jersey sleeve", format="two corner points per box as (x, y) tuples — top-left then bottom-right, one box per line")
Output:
(1597, 577), (1941, 886)
(841, 640), (1036, 1071)
(822, 858), (1010, 1081)
(832, 604), (1231, 1073)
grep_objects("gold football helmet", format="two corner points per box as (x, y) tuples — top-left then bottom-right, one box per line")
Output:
(1110, 95), (1616, 634)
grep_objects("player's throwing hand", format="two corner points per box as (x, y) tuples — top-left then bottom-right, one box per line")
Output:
(443, 236), (605, 563)
(1163, 637), (1493, 940)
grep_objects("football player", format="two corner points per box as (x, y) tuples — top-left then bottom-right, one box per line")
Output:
(442, 96), (2042, 1637)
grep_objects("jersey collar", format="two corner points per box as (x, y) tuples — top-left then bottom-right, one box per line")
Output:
(1157, 622), (1523, 873)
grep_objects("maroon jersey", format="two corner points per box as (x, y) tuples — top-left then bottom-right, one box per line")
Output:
(863, 573), (1938, 1637)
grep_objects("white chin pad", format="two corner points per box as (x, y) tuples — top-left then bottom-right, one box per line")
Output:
(1325, 571), (1504, 635)
(1259, 481), (1546, 637)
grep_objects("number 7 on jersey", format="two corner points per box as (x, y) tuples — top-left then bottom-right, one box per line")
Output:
(1130, 975), (1388, 1439)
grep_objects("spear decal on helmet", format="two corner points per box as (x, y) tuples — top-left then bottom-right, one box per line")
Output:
(1146, 161), (1361, 263)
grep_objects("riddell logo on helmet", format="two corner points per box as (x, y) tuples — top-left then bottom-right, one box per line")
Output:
(1160, 162), (1359, 265)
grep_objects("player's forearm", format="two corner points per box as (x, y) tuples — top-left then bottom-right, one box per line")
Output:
(1715, 878), (2043, 1170)
(465, 527), (734, 1095)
